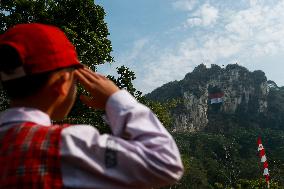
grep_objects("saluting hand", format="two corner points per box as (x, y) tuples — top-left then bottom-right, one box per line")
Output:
(74, 68), (120, 110)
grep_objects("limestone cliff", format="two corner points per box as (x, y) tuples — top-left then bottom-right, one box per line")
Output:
(146, 64), (269, 132)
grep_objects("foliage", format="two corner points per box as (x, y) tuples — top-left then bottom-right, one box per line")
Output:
(0, 90), (9, 111)
(163, 127), (284, 188)
(162, 156), (209, 189)
(235, 179), (283, 189)
(263, 87), (284, 129)
(108, 66), (142, 99)
(0, 0), (113, 69)
(141, 98), (177, 129)
(213, 179), (283, 189)
(145, 80), (183, 102)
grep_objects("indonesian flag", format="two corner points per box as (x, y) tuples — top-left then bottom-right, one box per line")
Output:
(209, 92), (224, 104)
(257, 137), (270, 185)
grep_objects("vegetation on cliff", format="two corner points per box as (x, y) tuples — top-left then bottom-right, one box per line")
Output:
(147, 64), (284, 188)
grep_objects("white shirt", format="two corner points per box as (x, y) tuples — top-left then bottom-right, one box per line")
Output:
(0, 90), (184, 189)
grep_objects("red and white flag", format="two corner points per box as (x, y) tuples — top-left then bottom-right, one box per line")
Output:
(257, 137), (270, 187)
(209, 92), (224, 104)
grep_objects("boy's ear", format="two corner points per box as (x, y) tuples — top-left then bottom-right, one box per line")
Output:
(51, 72), (71, 96)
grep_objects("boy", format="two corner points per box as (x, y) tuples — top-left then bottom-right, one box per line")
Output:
(0, 23), (183, 189)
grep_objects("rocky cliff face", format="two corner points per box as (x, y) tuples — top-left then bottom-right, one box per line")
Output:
(146, 64), (269, 132)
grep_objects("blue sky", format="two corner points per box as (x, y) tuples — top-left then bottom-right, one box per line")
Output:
(96, 0), (284, 93)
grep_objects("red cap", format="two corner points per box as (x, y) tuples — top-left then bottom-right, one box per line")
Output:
(0, 23), (82, 81)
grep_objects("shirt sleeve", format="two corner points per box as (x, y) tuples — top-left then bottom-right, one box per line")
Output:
(60, 90), (184, 189)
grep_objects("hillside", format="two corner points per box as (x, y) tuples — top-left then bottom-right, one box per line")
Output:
(146, 64), (284, 132)
(146, 64), (284, 188)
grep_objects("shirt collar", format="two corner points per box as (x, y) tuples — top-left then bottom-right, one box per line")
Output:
(0, 107), (52, 127)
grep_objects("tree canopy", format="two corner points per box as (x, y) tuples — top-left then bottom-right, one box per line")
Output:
(0, 0), (113, 69)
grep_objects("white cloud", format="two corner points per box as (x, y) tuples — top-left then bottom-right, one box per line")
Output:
(249, 0), (259, 7)
(123, 38), (149, 63)
(97, 37), (150, 79)
(200, 3), (219, 26)
(172, 0), (197, 11)
(184, 17), (202, 27)
(225, 0), (284, 58)
(184, 3), (219, 27)
(180, 1), (284, 61)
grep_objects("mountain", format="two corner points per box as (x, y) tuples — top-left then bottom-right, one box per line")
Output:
(146, 64), (284, 188)
(146, 64), (284, 132)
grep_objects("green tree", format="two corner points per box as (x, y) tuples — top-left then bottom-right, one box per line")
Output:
(142, 98), (178, 129)
(163, 156), (209, 189)
(0, 0), (113, 69)
(108, 66), (142, 99)
(0, 90), (9, 111)
(235, 179), (284, 189)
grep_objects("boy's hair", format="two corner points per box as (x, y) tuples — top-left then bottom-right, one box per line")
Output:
(0, 45), (52, 99)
